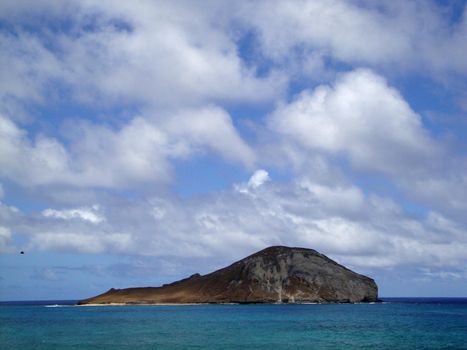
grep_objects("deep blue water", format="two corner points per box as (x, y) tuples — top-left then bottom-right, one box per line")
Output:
(1, 298), (466, 349)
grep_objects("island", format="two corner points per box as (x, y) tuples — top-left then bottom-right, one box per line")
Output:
(78, 246), (378, 305)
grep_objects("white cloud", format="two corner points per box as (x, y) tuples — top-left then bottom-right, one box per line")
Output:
(242, 0), (408, 64)
(67, 117), (172, 187)
(241, 0), (467, 77)
(1, 173), (460, 276)
(0, 115), (71, 185)
(30, 232), (133, 254)
(248, 170), (270, 188)
(235, 169), (270, 194)
(299, 181), (364, 217)
(0, 108), (255, 187)
(0, 30), (62, 104)
(270, 69), (440, 176)
(0, 226), (13, 253)
(163, 106), (256, 168)
(267, 69), (467, 222)
(0, 0), (285, 108)
(42, 205), (104, 224)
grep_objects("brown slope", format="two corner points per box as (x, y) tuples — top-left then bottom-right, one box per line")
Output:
(78, 246), (378, 304)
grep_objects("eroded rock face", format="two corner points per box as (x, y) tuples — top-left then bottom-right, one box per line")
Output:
(78, 246), (378, 305)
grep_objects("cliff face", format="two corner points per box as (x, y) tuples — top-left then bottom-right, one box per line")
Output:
(78, 246), (378, 305)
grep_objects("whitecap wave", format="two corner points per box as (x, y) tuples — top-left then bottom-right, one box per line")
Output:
(44, 304), (73, 308)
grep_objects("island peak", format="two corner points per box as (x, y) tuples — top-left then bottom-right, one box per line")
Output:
(79, 246), (377, 305)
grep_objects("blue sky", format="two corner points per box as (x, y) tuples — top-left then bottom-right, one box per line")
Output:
(1, 0), (467, 300)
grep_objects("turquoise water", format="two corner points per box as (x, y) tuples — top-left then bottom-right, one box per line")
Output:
(1, 299), (466, 349)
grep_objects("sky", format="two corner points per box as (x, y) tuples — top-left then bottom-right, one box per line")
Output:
(0, 0), (466, 300)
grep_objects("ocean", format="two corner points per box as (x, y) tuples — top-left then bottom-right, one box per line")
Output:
(1, 298), (466, 349)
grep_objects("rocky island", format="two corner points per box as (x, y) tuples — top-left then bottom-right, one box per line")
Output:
(78, 246), (378, 305)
